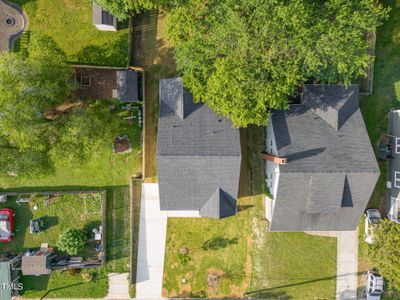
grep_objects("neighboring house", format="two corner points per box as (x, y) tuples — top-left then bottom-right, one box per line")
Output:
(156, 78), (241, 219)
(386, 109), (400, 223)
(74, 66), (141, 102)
(265, 84), (380, 231)
(92, 3), (117, 31)
(0, 256), (21, 300)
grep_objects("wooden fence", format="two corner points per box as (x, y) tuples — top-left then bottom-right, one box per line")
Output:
(359, 32), (377, 95)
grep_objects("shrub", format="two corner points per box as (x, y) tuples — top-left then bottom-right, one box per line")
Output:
(56, 228), (87, 256)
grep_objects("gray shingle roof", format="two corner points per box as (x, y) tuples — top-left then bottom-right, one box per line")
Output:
(157, 78), (241, 214)
(200, 188), (237, 219)
(269, 84), (380, 231)
(22, 254), (51, 276)
(116, 70), (139, 102)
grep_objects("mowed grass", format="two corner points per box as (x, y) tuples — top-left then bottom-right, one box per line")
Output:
(14, 0), (128, 66)
(163, 205), (253, 298)
(250, 231), (337, 299)
(20, 268), (108, 298)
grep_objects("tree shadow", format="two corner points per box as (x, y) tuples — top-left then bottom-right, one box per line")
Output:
(202, 236), (238, 251)
(41, 216), (59, 231)
(19, 274), (50, 296)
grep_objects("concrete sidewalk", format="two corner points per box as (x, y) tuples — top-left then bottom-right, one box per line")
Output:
(135, 183), (167, 299)
(335, 229), (358, 300)
(105, 273), (130, 299)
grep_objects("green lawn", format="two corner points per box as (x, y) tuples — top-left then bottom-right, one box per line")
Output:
(20, 268), (108, 298)
(13, 0), (128, 66)
(163, 205), (253, 298)
(250, 231), (337, 299)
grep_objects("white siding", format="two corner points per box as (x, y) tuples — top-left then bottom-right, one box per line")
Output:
(166, 210), (201, 217)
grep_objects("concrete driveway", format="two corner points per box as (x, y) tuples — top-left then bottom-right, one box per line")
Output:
(135, 183), (167, 299)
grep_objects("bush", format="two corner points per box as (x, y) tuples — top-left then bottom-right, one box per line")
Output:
(56, 228), (87, 256)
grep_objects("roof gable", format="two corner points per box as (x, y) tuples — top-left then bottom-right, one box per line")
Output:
(200, 188), (237, 219)
(303, 84), (359, 131)
(160, 77), (199, 120)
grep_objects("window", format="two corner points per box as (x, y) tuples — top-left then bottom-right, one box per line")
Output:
(80, 76), (92, 87)
(394, 172), (400, 188)
(396, 138), (400, 153)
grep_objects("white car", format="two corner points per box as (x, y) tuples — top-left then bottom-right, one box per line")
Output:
(364, 209), (381, 244)
(364, 271), (383, 300)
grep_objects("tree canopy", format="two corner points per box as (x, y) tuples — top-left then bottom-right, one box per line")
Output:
(167, 0), (389, 127)
(92, 0), (171, 19)
(369, 219), (400, 289)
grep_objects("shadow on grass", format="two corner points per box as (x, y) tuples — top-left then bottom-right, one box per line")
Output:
(245, 272), (365, 299)
(37, 275), (108, 300)
(202, 236), (238, 251)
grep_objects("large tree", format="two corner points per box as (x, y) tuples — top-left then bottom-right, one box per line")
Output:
(369, 219), (400, 289)
(167, 0), (389, 127)
(0, 34), (74, 175)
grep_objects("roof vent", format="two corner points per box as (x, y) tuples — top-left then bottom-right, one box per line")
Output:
(261, 153), (287, 165)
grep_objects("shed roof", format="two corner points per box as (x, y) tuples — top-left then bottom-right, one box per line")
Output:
(92, 3), (117, 27)
(22, 253), (51, 276)
(157, 78), (241, 214)
(116, 70), (139, 102)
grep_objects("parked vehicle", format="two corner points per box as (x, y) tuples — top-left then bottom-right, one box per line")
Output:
(364, 270), (383, 300)
(365, 209), (381, 244)
(0, 208), (14, 242)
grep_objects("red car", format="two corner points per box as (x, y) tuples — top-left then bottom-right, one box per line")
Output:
(0, 208), (14, 243)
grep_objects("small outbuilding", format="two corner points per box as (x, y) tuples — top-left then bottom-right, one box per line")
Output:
(22, 249), (54, 276)
(74, 66), (141, 102)
(92, 3), (117, 31)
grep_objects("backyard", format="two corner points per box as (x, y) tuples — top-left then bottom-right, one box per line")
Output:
(0, 1), (139, 296)
(0, 192), (109, 298)
(13, 0), (128, 66)
(0, 193), (103, 257)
